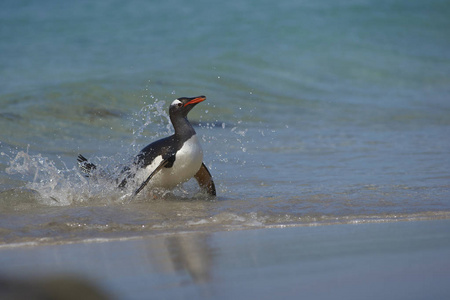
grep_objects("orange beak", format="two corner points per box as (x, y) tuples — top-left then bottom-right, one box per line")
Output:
(184, 96), (206, 107)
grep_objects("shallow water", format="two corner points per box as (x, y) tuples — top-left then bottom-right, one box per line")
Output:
(1, 0), (450, 246)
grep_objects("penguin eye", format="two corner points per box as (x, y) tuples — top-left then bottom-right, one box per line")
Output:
(177, 103), (183, 107)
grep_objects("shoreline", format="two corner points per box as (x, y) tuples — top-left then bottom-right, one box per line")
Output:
(1, 210), (450, 249)
(1, 218), (449, 299)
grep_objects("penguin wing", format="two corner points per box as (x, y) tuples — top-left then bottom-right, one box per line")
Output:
(133, 155), (175, 197)
(194, 162), (216, 196)
(137, 136), (178, 167)
(118, 136), (178, 188)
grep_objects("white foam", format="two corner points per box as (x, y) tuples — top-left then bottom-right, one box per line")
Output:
(5, 150), (129, 206)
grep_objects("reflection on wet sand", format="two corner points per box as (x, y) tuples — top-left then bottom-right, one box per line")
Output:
(0, 230), (216, 299)
(145, 232), (214, 285)
(166, 234), (213, 284)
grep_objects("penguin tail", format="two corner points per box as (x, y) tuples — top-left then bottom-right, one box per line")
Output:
(77, 154), (97, 177)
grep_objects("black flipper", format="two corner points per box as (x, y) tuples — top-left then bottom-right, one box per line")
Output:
(133, 155), (175, 197)
(194, 162), (216, 196)
(77, 154), (97, 177)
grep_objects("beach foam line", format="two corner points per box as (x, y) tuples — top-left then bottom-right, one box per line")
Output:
(1, 210), (450, 249)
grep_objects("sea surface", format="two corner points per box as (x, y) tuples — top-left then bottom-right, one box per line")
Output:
(1, 0), (450, 245)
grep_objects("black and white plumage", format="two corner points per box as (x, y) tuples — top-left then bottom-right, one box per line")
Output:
(77, 96), (216, 197)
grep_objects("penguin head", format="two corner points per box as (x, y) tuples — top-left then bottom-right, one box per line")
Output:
(169, 96), (206, 117)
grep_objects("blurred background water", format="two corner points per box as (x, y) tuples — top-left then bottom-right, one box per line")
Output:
(1, 0), (450, 245)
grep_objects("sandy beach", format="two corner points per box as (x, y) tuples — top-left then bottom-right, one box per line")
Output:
(1, 219), (450, 299)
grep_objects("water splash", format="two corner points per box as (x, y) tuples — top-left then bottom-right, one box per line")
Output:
(2, 96), (213, 206)
(3, 146), (183, 206)
(133, 99), (172, 138)
(1, 90), (253, 206)
(4, 150), (92, 205)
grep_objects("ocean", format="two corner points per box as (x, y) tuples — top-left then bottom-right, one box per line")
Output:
(1, 0), (450, 298)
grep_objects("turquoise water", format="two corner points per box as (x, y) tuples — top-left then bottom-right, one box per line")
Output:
(1, 0), (450, 244)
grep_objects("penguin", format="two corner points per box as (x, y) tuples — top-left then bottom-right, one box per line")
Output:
(77, 95), (216, 197)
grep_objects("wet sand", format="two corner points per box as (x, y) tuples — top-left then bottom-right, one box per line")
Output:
(1, 219), (450, 299)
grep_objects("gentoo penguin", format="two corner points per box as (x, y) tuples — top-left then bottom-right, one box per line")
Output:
(77, 96), (216, 197)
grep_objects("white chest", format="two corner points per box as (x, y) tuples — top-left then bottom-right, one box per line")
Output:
(139, 135), (203, 190)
